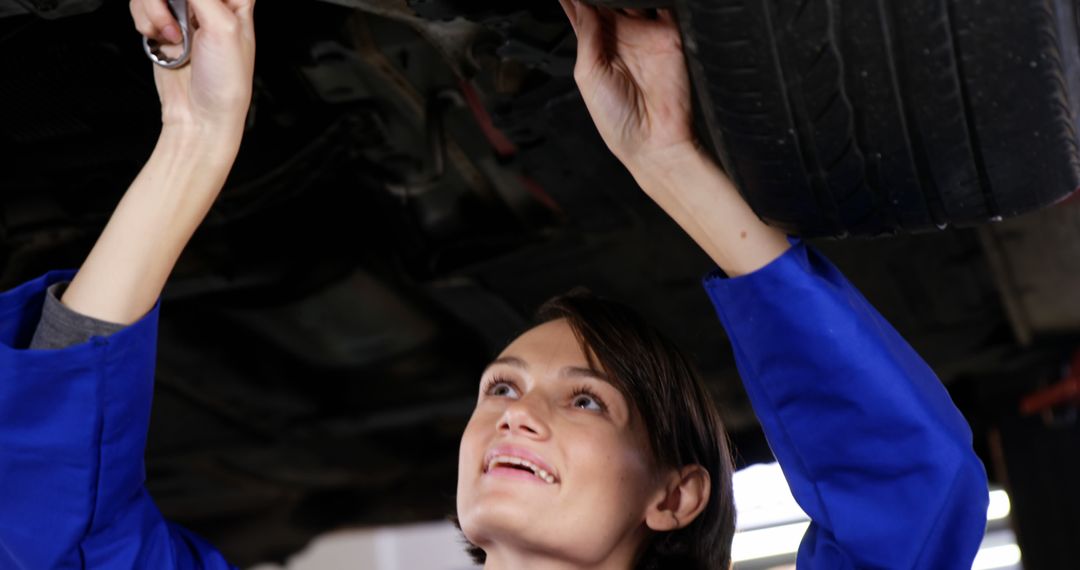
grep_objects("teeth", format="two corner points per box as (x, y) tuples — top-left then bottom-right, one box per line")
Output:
(487, 455), (557, 484)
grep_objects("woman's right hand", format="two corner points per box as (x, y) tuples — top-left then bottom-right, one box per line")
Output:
(129, 0), (256, 140)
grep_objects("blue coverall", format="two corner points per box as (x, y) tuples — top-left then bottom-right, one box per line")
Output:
(0, 240), (989, 569)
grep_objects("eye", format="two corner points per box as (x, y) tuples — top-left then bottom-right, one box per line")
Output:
(570, 387), (607, 412)
(484, 378), (521, 399)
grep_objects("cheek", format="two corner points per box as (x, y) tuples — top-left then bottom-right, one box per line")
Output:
(534, 429), (656, 553)
(458, 411), (486, 476)
(567, 428), (655, 507)
(457, 408), (494, 505)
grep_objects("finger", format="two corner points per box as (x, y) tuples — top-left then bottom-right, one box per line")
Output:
(225, 0), (255, 26)
(129, 0), (150, 35)
(558, 0), (578, 35)
(186, 0), (239, 34)
(223, 0), (254, 10)
(144, 0), (182, 43)
(571, 0), (604, 67)
(130, 0), (161, 40)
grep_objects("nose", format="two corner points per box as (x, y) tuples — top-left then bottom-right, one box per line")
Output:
(497, 394), (551, 440)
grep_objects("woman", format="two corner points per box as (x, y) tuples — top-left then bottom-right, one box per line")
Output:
(0, 0), (989, 568)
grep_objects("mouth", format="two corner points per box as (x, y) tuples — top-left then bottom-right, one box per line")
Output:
(483, 450), (559, 485)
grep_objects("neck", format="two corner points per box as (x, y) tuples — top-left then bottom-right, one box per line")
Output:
(480, 543), (636, 570)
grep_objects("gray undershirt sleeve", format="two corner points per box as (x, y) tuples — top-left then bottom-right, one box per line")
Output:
(29, 282), (126, 350)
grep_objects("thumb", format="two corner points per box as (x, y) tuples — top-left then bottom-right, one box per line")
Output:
(185, 0), (238, 35)
(226, 0), (255, 27)
(571, 0), (605, 70)
(152, 61), (193, 119)
(558, 0), (579, 35)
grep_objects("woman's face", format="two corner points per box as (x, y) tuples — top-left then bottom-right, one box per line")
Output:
(456, 318), (662, 566)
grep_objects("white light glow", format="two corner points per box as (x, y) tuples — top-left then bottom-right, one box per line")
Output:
(971, 544), (1022, 570)
(734, 464), (1013, 530)
(987, 490), (1011, 521)
(733, 526), (1021, 567)
(730, 463), (1017, 566)
(732, 463), (807, 530)
(731, 517), (1019, 565)
(730, 521), (809, 562)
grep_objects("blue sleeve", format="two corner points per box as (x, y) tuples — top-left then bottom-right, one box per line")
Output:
(0, 271), (236, 570)
(703, 241), (988, 569)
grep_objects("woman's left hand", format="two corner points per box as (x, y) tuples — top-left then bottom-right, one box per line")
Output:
(558, 0), (696, 172)
(560, 0), (790, 276)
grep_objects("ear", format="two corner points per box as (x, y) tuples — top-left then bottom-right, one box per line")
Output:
(645, 465), (711, 532)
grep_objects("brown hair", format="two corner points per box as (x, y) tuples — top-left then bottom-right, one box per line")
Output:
(459, 289), (736, 569)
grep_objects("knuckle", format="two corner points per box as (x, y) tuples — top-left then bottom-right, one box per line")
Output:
(147, 1), (172, 24)
(131, 14), (153, 34)
(128, 0), (143, 21)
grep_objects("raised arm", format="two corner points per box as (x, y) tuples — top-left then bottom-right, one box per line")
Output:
(557, 0), (790, 277)
(62, 0), (255, 324)
(560, 2), (988, 567)
(0, 1), (254, 568)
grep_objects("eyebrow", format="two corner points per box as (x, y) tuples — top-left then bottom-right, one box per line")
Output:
(561, 366), (611, 383)
(486, 356), (527, 371)
(483, 356), (612, 384)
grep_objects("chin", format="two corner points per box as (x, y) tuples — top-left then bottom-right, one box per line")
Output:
(457, 495), (545, 549)
(458, 504), (606, 568)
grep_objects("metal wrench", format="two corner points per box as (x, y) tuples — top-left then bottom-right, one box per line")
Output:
(142, 0), (191, 69)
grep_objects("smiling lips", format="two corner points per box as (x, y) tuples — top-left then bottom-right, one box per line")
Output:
(483, 448), (559, 484)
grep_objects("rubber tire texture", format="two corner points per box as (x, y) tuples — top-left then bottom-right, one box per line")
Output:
(674, 0), (1080, 237)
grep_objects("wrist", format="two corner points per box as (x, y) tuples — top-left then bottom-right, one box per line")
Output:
(626, 142), (720, 201)
(144, 124), (242, 207)
(621, 142), (791, 276)
(158, 122), (244, 164)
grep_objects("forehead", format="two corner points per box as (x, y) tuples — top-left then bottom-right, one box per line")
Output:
(498, 319), (591, 368)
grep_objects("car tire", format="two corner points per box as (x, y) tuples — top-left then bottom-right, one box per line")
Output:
(668, 0), (1080, 237)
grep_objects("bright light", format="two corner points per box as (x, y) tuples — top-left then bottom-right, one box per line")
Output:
(733, 525), (1021, 567)
(731, 464), (1016, 565)
(971, 544), (1022, 570)
(987, 490), (1011, 521)
(735, 465), (1013, 529)
(732, 463), (806, 530)
(730, 521), (809, 562)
